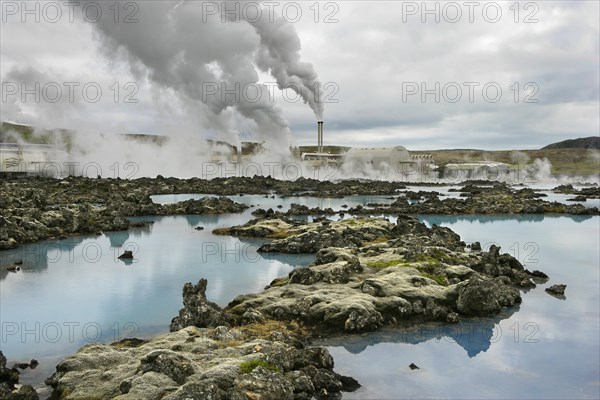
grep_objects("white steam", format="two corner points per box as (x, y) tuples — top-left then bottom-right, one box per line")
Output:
(78, 1), (323, 145)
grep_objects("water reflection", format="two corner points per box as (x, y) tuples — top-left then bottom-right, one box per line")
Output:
(327, 215), (599, 399)
(1, 197), (597, 397)
(107, 230), (131, 249)
(0, 237), (87, 280)
(322, 308), (518, 359)
(420, 213), (593, 225)
(0, 213), (313, 390)
(183, 214), (220, 228)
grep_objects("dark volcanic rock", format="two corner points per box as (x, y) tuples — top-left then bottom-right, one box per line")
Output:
(170, 279), (229, 331)
(0, 178), (251, 250)
(0, 351), (39, 399)
(456, 274), (522, 316)
(258, 228), (361, 254)
(348, 183), (599, 216)
(117, 250), (134, 259)
(545, 284), (567, 297)
(4, 384), (39, 399)
(0, 351), (19, 390)
(2, 177), (597, 251)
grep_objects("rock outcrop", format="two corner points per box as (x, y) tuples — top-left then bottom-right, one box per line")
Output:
(170, 279), (229, 331)
(545, 284), (567, 299)
(209, 216), (530, 333)
(45, 325), (358, 400)
(0, 176), (249, 250)
(0, 351), (39, 399)
(348, 183), (598, 215)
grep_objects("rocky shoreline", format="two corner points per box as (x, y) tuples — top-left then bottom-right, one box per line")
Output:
(281, 183), (598, 216)
(43, 214), (548, 399)
(0, 351), (39, 400)
(1, 176), (589, 399)
(2, 177), (597, 251)
(0, 176), (252, 250)
(45, 323), (359, 400)
(214, 215), (538, 331)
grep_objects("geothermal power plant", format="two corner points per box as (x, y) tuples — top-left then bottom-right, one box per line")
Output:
(300, 121), (434, 171)
(0, 121), (438, 177)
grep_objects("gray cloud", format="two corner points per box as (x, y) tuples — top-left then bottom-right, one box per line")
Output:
(1, 1), (598, 150)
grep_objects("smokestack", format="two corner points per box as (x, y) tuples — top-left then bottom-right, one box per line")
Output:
(317, 121), (323, 154)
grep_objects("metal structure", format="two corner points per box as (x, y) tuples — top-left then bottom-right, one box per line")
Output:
(317, 121), (323, 154)
(0, 143), (64, 175)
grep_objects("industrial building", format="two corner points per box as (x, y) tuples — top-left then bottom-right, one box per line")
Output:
(299, 121), (435, 172)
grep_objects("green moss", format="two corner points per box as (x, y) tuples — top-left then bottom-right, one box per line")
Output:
(407, 253), (441, 268)
(428, 249), (457, 264)
(269, 277), (289, 287)
(366, 259), (405, 269)
(420, 272), (448, 286)
(240, 359), (280, 374)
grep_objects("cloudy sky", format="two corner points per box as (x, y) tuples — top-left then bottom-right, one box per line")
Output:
(1, 0), (598, 150)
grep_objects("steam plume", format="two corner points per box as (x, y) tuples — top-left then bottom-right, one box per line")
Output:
(77, 1), (323, 145)
(248, 15), (324, 119)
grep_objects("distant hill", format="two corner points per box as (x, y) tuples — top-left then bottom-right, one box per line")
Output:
(542, 137), (600, 150)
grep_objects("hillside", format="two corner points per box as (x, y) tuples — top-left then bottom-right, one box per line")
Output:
(542, 136), (600, 150)
(0, 121), (55, 143)
(420, 148), (599, 175)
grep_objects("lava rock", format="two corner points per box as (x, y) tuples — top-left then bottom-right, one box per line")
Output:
(457, 274), (522, 316)
(170, 279), (229, 331)
(117, 250), (134, 259)
(545, 284), (566, 296)
(0, 351), (19, 390)
(6, 384), (39, 399)
(137, 350), (195, 385)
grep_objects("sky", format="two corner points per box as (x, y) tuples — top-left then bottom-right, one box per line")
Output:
(1, 0), (599, 150)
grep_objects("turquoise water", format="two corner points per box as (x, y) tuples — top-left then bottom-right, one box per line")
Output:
(0, 195), (598, 399)
(326, 215), (600, 399)
(0, 211), (313, 389)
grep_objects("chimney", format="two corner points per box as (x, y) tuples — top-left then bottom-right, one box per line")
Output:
(317, 121), (323, 154)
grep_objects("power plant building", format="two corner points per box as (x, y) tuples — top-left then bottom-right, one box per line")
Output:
(344, 146), (413, 169)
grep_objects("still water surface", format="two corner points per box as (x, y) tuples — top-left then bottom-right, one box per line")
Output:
(327, 214), (600, 399)
(0, 194), (598, 399)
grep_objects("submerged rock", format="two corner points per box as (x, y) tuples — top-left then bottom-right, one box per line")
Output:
(545, 284), (567, 298)
(117, 250), (134, 259)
